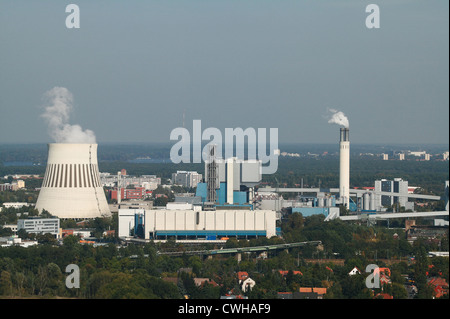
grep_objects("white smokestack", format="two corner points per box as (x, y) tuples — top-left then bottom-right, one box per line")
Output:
(339, 128), (350, 208)
(41, 87), (96, 143)
(326, 108), (350, 208)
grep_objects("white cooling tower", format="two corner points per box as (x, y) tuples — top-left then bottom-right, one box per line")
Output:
(339, 128), (350, 208)
(36, 143), (110, 219)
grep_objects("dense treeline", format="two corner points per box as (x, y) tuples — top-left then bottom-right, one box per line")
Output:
(0, 214), (448, 299)
(3, 159), (445, 197)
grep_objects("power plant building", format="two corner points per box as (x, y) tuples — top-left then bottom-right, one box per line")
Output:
(198, 157), (261, 207)
(374, 178), (413, 210)
(118, 207), (277, 240)
(118, 155), (277, 241)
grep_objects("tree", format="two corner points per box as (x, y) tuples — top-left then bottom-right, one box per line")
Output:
(37, 233), (57, 245)
(413, 244), (433, 299)
(36, 265), (49, 296)
(0, 271), (13, 296)
(154, 196), (169, 207)
(391, 282), (408, 299)
(341, 274), (372, 299)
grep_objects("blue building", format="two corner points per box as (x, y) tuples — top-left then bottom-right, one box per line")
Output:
(196, 182), (252, 209)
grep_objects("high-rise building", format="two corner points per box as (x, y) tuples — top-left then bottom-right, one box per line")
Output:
(172, 171), (202, 188)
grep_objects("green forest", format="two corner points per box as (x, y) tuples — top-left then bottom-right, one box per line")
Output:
(0, 213), (448, 299)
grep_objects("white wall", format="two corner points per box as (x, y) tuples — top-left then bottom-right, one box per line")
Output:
(118, 209), (143, 237)
(141, 209), (276, 238)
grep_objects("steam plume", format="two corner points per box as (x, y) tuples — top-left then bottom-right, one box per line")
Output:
(327, 108), (349, 128)
(41, 87), (96, 143)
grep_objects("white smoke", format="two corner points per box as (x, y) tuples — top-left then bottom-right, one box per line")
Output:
(327, 108), (349, 128)
(41, 87), (96, 143)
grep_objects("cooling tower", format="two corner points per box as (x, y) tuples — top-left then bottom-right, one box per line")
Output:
(36, 143), (110, 219)
(339, 128), (350, 208)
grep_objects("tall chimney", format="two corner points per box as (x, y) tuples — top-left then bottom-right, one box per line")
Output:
(339, 128), (350, 208)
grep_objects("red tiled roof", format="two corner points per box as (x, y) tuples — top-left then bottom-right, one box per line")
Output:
(237, 271), (248, 281)
(279, 270), (303, 276)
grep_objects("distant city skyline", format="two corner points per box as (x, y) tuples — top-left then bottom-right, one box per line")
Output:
(0, 0), (448, 145)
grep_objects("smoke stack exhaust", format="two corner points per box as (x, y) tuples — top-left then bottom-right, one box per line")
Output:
(339, 128), (350, 207)
(36, 143), (110, 219)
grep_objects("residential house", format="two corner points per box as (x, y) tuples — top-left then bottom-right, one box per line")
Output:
(237, 271), (256, 293)
(193, 278), (219, 288)
(428, 277), (449, 299)
(348, 267), (362, 276)
(297, 287), (327, 299)
(377, 267), (392, 286)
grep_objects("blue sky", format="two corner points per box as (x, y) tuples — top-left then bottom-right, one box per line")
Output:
(0, 0), (448, 145)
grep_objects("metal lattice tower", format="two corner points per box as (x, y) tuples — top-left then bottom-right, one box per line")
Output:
(206, 144), (218, 204)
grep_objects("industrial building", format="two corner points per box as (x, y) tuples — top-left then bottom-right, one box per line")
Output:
(118, 206), (277, 240)
(198, 153), (261, 208)
(35, 143), (111, 219)
(255, 126), (448, 222)
(118, 145), (277, 242)
(374, 178), (413, 211)
(118, 127), (448, 241)
(100, 172), (161, 190)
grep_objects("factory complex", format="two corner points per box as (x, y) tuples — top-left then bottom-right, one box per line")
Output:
(31, 127), (449, 243)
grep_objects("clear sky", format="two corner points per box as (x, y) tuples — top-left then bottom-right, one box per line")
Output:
(0, 0), (448, 145)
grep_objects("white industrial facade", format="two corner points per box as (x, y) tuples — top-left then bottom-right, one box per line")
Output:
(118, 208), (144, 238)
(118, 208), (277, 240)
(36, 143), (111, 219)
(374, 178), (412, 210)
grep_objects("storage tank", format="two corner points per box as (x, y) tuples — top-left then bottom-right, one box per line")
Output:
(318, 196), (325, 208)
(369, 192), (375, 211)
(363, 192), (370, 211)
